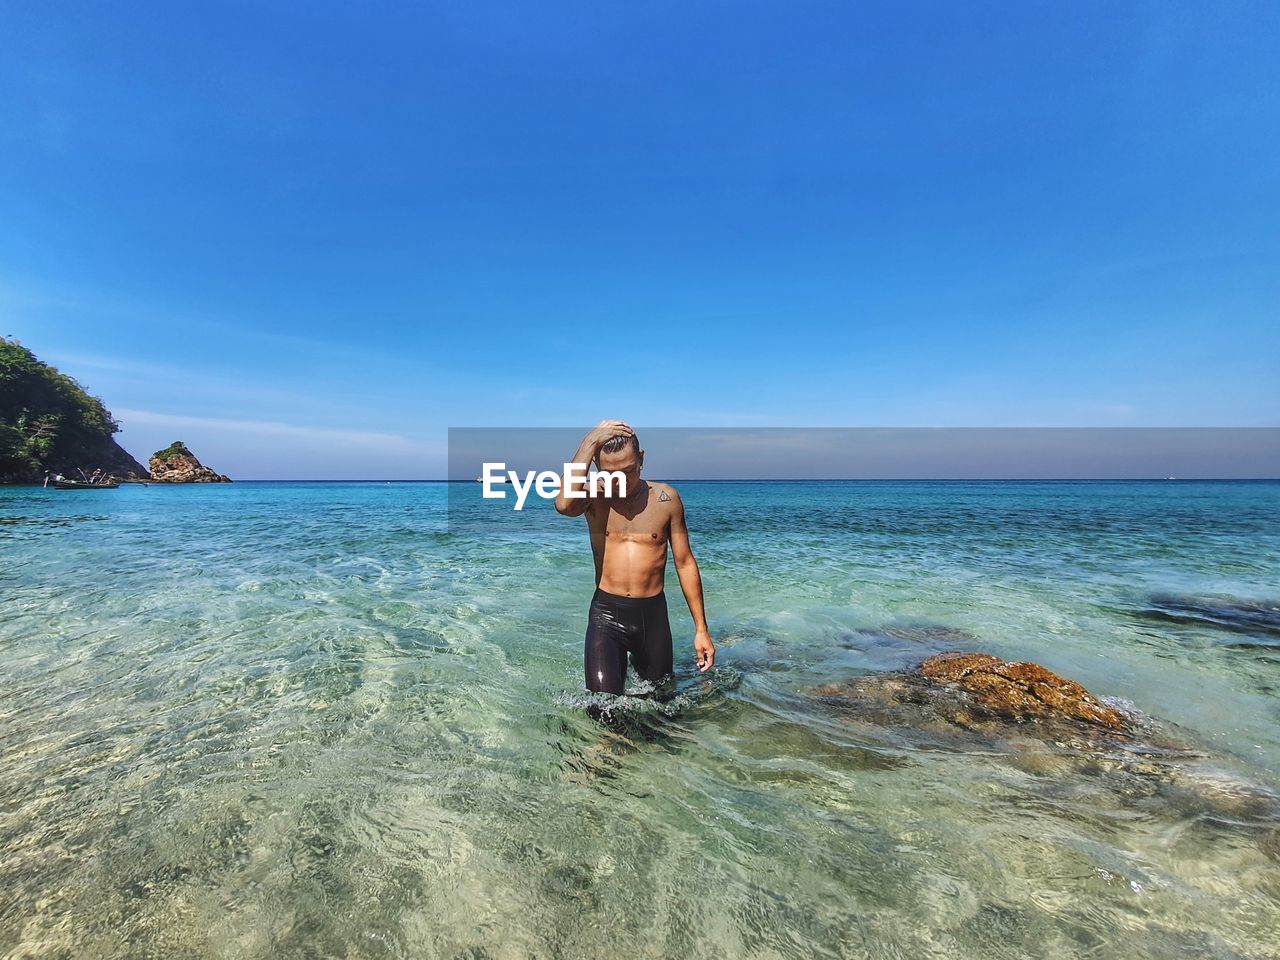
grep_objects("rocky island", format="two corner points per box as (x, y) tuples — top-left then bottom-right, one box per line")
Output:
(1, 338), (236, 484)
(149, 441), (232, 483)
(0, 337), (148, 483)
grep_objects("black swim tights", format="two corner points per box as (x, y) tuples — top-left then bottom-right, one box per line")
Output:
(584, 588), (674, 695)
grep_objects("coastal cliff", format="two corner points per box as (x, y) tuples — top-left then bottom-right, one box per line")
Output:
(0, 337), (149, 483)
(149, 441), (232, 483)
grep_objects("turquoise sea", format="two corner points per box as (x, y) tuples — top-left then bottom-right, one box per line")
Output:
(2, 480), (1278, 959)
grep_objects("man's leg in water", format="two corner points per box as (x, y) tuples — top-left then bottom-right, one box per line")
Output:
(584, 589), (675, 696)
(582, 590), (676, 738)
(570, 592), (677, 772)
(629, 592), (674, 687)
(584, 590), (628, 695)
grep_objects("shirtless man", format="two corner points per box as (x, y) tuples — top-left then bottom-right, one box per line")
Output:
(553, 420), (715, 695)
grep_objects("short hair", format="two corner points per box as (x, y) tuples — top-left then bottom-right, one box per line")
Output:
(598, 433), (639, 457)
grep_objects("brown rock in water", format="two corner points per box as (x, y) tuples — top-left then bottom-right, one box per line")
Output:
(917, 651), (1003, 681)
(812, 651), (1127, 733)
(809, 651), (1280, 862)
(148, 441), (231, 483)
(919, 651), (1125, 729)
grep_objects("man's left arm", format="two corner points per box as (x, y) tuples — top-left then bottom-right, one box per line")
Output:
(666, 486), (715, 672)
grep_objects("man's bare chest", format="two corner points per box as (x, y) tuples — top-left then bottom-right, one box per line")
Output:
(591, 505), (669, 545)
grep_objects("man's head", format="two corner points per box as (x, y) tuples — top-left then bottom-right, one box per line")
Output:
(594, 431), (643, 493)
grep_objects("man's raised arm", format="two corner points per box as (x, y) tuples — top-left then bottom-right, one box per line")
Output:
(553, 420), (633, 516)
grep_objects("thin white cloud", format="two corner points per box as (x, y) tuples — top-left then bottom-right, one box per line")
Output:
(41, 350), (189, 379)
(114, 407), (439, 452)
(41, 349), (390, 415)
(1, 272), (435, 372)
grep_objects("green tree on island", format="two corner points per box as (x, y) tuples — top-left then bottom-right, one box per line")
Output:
(0, 337), (146, 482)
(152, 440), (194, 460)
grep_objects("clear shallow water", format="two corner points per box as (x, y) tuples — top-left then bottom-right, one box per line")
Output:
(1, 480), (1278, 959)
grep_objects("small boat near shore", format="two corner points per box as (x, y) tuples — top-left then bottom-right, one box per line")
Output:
(44, 469), (122, 489)
(49, 478), (120, 489)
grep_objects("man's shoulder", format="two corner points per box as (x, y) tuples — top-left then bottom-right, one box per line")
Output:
(648, 481), (680, 505)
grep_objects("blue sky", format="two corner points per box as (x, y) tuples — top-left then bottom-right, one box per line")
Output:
(2, 2), (1277, 478)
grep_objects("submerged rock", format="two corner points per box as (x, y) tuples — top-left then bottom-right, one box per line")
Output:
(812, 650), (1127, 736)
(879, 626), (980, 645)
(808, 649), (1280, 858)
(1127, 593), (1280, 646)
(918, 651), (1126, 729)
(148, 441), (231, 483)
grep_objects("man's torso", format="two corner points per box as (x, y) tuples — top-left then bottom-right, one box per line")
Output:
(585, 480), (675, 598)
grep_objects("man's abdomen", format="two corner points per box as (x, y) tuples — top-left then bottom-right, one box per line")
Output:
(595, 540), (668, 598)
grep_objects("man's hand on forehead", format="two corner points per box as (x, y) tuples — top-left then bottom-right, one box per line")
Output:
(587, 420), (639, 466)
(591, 419), (633, 442)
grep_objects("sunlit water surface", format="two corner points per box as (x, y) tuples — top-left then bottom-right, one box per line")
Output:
(2, 480), (1278, 959)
